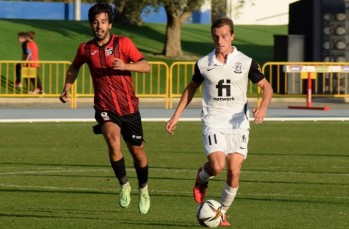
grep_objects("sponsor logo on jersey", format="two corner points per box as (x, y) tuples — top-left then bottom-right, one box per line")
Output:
(207, 64), (217, 71)
(105, 48), (114, 56)
(234, 62), (242, 74)
(101, 112), (110, 121)
(214, 79), (235, 101)
(91, 50), (98, 55)
(132, 135), (142, 140)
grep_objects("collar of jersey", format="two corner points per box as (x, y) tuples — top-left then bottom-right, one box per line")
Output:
(208, 46), (238, 67)
(94, 34), (114, 48)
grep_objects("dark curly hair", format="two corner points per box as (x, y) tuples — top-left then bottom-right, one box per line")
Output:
(88, 3), (114, 24)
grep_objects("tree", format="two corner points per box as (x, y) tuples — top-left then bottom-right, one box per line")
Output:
(114, 0), (154, 26)
(211, 0), (227, 21)
(160, 0), (205, 57)
(114, 0), (205, 57)
(211, 0), (256, 21)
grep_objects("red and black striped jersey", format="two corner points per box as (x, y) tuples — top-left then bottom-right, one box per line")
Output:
(72, 35), (144, 116)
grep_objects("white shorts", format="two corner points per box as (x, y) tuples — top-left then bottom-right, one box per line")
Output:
(203, 128), (249, 158)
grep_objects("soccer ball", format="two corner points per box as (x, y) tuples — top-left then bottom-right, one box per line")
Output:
(196, 199), (224, 228)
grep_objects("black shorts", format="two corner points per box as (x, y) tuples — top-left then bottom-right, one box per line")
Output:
(94, 111), (144, 146)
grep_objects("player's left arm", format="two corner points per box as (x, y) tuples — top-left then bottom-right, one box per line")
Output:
(248, 60), (273, 124)
(113, 58), (150, 73)
(253, 78), (273, 124)
(112, 37), (150, 73)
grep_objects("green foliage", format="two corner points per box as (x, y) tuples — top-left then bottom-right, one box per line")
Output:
(114, 0), (154, 26)
(113, 0), (205, 26)
(0, 121), (348, 228)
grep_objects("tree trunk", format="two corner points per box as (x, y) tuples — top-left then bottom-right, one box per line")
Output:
(162, 6), (183, 57)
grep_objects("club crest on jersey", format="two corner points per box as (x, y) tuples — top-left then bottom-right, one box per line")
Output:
(234, 62), (242, 74)
(101, 112), (110, 121)
(105, 48), (114, 56)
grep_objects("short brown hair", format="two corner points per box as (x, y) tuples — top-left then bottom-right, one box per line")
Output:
(17, 32), (26, 37)
(211, 17), (234, 35)
(26, 31), (36, 40)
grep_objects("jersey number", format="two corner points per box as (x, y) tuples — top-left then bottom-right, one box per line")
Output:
(207, 134), (218, 146)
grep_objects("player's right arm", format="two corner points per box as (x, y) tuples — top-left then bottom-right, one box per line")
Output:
(59, 64), (80, 103)
(166, 80), (201, 134)
(59, 44), (86, 103)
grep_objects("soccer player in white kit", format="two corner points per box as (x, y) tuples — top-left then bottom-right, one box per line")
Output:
(166, 17), (273, 226)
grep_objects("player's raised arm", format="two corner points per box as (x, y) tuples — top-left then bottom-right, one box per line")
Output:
(166, 80), (201, 134)
(59, 64), (80, 103)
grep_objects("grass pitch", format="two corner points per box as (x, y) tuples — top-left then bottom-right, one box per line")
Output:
(0, 121), (348, 228)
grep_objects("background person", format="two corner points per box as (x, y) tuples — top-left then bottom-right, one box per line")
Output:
(166, 17), (273, 226)
(25, 31), (44, 94)
(15, 32), (28, 88)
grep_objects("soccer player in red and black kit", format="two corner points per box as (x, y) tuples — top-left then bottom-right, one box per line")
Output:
(59, 3), (151, 214)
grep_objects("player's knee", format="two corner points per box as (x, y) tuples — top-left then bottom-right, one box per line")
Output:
(108, 149), (123, 161)
(210, 161), (225, 175)
(130, 145), (147, 162)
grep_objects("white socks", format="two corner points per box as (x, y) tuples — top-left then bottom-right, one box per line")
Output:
(199, 166), (214, 184)
(221, 183), (239, 212)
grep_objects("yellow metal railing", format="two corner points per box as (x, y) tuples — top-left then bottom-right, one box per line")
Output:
(262, 62), (349, 97)
(4, 61), (346, 110)
(74, 61), (170, 108)
(0, 60), (74, 107)
(169, 61), (196, 109)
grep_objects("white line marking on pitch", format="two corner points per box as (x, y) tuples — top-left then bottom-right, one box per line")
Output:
(0, 167), (347, 176)
(0, 183), (348, 200)
(0, 168), (108, 176)
(1, 117), (349, 123)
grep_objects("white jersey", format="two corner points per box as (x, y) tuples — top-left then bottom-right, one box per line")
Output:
(192, 47), (264, 134)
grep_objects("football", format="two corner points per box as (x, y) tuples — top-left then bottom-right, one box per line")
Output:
(196, 199), (224, 228)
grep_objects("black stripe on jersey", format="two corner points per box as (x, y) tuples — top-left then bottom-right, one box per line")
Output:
(113, 37), (119, 58)
(248, 60), (265, 84)
(244, 103), (249, 120)
(84, 43), (92, 66)
(192, 63), (204, 84)
(99, 48), (107, 68)
(208, 135), (212, 145)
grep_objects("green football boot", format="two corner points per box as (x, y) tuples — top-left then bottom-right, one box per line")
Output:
(119, 182), (131, 208)
(139, 185), (150, 214)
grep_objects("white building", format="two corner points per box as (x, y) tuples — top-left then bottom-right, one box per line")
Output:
(230, 0), (300, 25)
(198, 0), (300, 25)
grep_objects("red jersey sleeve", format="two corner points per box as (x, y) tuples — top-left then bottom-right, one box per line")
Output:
(72, 43), (87, 68)
(118, 37), (144, 63)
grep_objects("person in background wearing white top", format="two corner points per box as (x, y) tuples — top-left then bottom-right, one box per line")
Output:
(165, 17), (273, 226)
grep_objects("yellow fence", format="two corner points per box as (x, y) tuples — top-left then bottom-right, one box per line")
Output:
(3, 60), (347, 109)
(0, 60), (78, 108)
(262, 62), (349, 97)
(74, 61), (170, 108)
(0, 60), (71, 95)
